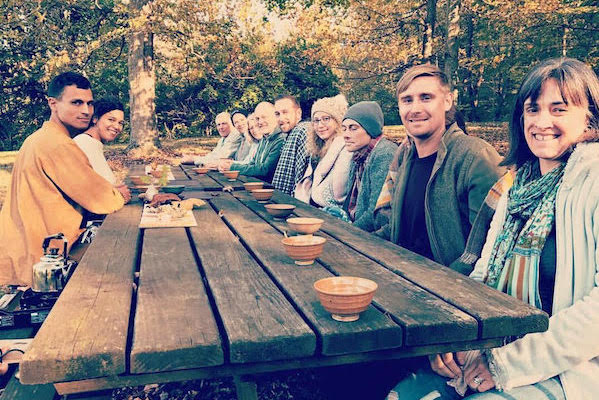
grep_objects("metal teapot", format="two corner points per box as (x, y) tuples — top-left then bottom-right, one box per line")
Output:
(32, 233), (71, 292)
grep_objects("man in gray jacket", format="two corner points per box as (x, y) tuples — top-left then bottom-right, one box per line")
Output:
(181, 112), (243, 167)
(374, 64), (504, 274)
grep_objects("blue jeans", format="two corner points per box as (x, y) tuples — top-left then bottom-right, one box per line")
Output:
(387, 369), (565, 400)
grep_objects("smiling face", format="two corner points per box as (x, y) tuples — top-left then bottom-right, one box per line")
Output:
(215, 114), (232, 137)
(398, 76), (452, 145)
(342, 119), (371, 152)
(254, 103), (277, 136)
(95, 109), (125, 143)
(232, 113), (248, 134)
(523, 78), (589, 174)
(48, 85), (94, 135)
(275, 98), (302, 133)
(312, 111), (338, 141)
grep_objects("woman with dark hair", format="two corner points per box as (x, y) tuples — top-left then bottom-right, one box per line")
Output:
(74, 98), (125, 185)
(387, 57), (599, 400)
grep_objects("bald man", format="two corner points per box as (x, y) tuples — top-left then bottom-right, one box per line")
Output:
(181, 112), (243, 167)
(226, 102), (286, 183)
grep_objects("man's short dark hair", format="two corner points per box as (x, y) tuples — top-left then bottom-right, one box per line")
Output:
(274, 94), (300, 109)
(47, 71), (91, 99)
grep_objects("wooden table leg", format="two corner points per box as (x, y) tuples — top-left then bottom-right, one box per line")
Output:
(234, 375), (258, 400)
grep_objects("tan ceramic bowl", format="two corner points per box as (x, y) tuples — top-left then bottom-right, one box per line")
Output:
(193, 167), (209, 174)
(282, 235), (326, 266)
(130, 175), (147, 185)
(222, 170), (240, 181)
(251, 189), (274, 203)
(314, 276), (378, 322)
(286, 217), (324, 235)
(265, 204), (296, 219)
(244, 182), (264, 191)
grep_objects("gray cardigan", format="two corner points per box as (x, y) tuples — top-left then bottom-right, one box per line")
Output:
(374, 123), (504, 268)
(344, 138), (397, 232)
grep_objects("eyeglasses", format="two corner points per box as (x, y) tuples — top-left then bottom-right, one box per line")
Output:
(312, 116), (332, 125)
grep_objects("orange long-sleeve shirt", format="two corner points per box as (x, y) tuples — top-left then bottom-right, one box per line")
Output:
(0, 121), (124, 286)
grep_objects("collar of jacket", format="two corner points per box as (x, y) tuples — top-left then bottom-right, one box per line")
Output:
(265, 126), (283, 141)
(45, 120), (75, 139)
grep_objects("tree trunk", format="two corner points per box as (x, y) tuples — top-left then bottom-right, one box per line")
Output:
(422, 0), (437, 61)
(127, 0), (160, 156)
(444, 0), (460, 103)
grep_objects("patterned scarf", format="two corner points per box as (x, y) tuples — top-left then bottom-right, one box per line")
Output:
(347, 136), (381, 220)
(485, 160), (565, 308)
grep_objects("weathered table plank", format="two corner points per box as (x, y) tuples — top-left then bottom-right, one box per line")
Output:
(188, 202), (315, 363)
(20, 205), (141, 384)
(209, 194), (403, 356)
(130, 228), (224, 373)
(236, 191), (479, 346)
(205, 171), (246, 190)
(270, 192), (549, 338)
(53, 336), (505, 395)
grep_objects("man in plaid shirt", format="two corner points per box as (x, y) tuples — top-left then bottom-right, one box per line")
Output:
(271, 95), (310, 195)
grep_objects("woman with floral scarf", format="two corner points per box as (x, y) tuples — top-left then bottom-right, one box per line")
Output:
(387, 58), (599, 400)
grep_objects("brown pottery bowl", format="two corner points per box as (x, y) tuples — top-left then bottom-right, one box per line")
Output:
(265, 204), (296, 219)
(286, 217), (324, 235)
(193, 167), (209, 174)
(251, 189), (274, 203)
(244, 182), (264, 191)
(222, 170), (240, 181)
(281, 235), (326, 266)
(313, 276), (378, 322)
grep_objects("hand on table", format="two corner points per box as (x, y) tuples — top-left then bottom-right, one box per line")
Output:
(116, 184), (131, 204)
(217, 159), (234, 171)
(179, 154), (196, 165)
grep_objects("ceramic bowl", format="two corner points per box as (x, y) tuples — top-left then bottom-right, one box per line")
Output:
(130, 175), (147, 186)
(243, 182), (264, 191)
(251, 189), (274, 203)
(286, 217), (324, 235)
(222, 170), (240, 181)
(193, 167), (209, 174)
(281, 235), (326, 266)
(161, 185), (185, 195)
(265, 204), (296, 219)
(313, 276), (378, 322)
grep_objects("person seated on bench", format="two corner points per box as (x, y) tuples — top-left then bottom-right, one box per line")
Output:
(180, 112), (243, 168)
(338, 101), (397, 231)
(0, 72), (128, 287)
(387, 57), (599, 400)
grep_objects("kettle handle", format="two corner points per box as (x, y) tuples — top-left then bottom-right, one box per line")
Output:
(42, 233), (67, 258)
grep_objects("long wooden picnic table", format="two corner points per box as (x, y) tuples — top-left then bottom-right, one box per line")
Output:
(18, 165), (548, 399)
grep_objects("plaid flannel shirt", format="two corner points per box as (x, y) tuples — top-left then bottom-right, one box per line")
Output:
(272, 122), (309, 195)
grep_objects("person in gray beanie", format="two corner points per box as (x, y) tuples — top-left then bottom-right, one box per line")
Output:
(338, 101), (397, 231)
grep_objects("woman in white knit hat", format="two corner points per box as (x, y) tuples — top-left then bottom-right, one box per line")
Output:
(294, 94), (353, 208)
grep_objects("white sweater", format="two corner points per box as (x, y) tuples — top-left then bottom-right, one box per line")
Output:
(295, 136), (352, 207)
(471, 142), (599, 400)
(73, 134), (116, 185)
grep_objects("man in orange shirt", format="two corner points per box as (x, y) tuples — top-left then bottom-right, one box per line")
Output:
(0, 72), (129, 286)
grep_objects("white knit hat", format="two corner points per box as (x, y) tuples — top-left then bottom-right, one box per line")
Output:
(311, 94), (349, 124)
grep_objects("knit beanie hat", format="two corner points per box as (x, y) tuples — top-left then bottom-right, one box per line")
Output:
(311, 94), (349, 124)
(343, 101), (384, 138)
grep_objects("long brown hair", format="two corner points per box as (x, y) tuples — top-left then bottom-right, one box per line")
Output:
(502, 58), (599, 168)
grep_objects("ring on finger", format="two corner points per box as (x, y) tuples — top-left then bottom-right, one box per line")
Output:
(472, 376), (483, 386)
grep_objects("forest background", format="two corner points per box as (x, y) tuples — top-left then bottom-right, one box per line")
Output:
(1, 0), (598, 153)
